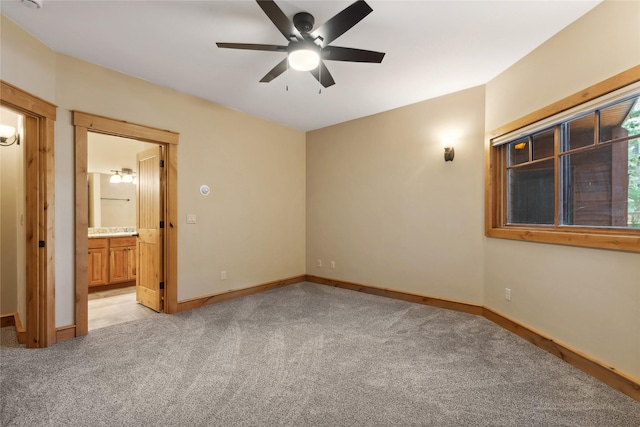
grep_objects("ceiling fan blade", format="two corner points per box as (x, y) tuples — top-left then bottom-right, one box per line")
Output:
(312, 0), (373, 46)
(322, 46), (385, 63)
(216, 43), (287, 52)
(260, 58), (289, 83)
(256, 0), (301, 41)
(310, 61), (336, 88)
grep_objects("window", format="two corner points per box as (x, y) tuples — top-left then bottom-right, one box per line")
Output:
(486, 71), (640, 252)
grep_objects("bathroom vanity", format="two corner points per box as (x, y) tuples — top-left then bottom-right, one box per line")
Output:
(88, 228), (137, 291)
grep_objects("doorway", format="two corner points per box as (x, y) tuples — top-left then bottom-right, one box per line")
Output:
(74, 111), (179, 337)
(0, 81), (56, 348)
(86, 133), (158, 330)
(0, 106), (26, 340)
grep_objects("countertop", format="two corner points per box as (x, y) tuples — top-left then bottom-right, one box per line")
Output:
(88, 227), (137, 239)
(88, 232), (138, 239)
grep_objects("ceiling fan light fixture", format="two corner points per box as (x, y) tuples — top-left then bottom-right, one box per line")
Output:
(288, 48), (320, 71)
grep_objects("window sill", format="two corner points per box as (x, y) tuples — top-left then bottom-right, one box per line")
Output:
(486, 227), (640, 253)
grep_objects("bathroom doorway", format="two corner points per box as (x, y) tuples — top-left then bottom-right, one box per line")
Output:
(74, 111), (179, 337)
(86, 133), (157, 330)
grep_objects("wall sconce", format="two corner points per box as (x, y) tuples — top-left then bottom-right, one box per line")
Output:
(444, 147), (455, 162)
(0, 125), (20, 147)
(110, 168), (136, 184)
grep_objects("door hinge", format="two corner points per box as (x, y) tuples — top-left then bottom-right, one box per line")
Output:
(160, 221), (165, 229)
(160, 160), (165, 167)
(159, 282), (165, 290)
(38, 240), (45, 248)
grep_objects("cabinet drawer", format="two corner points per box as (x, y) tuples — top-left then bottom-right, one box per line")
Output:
(88, 238), (108, 249)
(109, 236), (137, 247)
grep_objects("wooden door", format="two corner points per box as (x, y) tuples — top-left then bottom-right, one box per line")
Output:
(136, 146), (164, 312)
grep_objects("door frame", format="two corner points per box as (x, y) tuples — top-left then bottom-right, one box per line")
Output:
(1, 81), (56, 348)
(73, 111), (179, 336)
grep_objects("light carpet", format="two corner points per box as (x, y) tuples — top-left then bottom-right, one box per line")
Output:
(1, 282), (639, 426)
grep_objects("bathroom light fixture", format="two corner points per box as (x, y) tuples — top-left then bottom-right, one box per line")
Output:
(109, 171), (122, 183)
(110, 168), (136, 184)
(0, 125), (19, 147)
(121, 168), (134, 183)
(444, 147), (455, 162)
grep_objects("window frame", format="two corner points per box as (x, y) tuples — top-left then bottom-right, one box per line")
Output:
(485, 65), (640, 253)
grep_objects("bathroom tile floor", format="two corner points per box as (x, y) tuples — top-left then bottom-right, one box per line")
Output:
(88, 286), (157, 331)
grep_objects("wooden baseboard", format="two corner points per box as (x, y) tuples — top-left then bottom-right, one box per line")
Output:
(1, 313), (16, 328)
(306, 275), (484, 315)
(177, 275), (306, 313)
(483, 308), (640, 401)
(307, 275), (640, 403)
(55, 325), (76, 343)
(0, 312), (27, 344)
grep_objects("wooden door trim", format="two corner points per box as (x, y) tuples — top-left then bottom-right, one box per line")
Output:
(73, 111), (179, 336)
(1, 80), (57, 347)
(73, 111), (179, 145)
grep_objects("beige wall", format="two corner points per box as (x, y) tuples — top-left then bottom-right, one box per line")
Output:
(0, 16), (56, 102)
(307, 86), (486, 304)
(54, 54), (306, 314)
(1, 16), (306, 326)
(485, 0), (640, 378)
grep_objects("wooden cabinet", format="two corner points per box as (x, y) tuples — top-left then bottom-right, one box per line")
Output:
(88, 238), (108, 286)
(109, 237), (137, 283)
(88, 236), (137, 289)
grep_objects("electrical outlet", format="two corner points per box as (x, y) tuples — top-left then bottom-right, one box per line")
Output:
(505, 288), (511, 301)
(221, 271), (227, 280)
(331, 261), (336, 269)
(317, 259), (322, 268)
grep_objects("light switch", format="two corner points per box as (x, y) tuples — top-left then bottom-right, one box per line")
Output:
(186, 214), (197, 224)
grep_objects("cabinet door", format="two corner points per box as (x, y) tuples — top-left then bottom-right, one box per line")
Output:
(88, 247), (108, 286)
(109, 246), (130, 283)
(127, 245), (137, 280)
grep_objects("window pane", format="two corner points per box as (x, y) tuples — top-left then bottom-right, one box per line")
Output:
(561, 140), (637, 227)
(600, 95), (640, 142)
(507, 159), (554, 225)
(628, 138), (640, 227)
(565, 113), (595, 151)
(532, 129), (554, 160)
(509, 137), (529, 166)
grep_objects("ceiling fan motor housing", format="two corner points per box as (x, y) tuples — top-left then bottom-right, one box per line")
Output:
(293, 12), (315, 33)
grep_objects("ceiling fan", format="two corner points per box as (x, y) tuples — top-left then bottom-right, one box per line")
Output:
(216, 0), (385, 88)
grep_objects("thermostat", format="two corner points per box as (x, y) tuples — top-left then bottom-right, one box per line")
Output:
(199, 185), (210, 196)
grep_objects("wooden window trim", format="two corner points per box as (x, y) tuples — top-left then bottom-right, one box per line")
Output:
(485, 65), (640, 253)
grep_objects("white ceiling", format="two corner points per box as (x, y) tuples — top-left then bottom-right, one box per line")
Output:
(1, 0), (601, 131)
